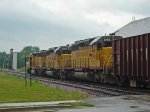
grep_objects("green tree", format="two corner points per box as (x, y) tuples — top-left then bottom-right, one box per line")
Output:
(0, 52), (7, 68)
(17, 46), (40, 68)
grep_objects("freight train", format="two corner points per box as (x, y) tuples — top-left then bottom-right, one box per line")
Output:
(27, 33), (150, 88)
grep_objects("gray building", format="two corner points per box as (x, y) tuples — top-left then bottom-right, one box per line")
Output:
(12, 52), (17, 70)
(111, 17), (150, 38)
(8, 49), (18, 70)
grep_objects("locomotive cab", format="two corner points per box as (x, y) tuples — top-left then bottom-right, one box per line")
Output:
(90, 35), (122, 72)
(89, 36), (122, 83)
(91, 36), (122, 48)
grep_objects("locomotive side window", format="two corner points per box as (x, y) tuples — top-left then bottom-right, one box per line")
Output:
(103, 38), (112, 47)
(55, 46), (71, 55)
(96, 42), (102, 50)
(61, 50), (71, 54)
(103, 41), (112, 47)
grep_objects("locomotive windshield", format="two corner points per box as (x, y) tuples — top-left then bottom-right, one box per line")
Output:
(71, 38), (95, 51)
(46, 47), (57, 55)
(90, 36), (122, 47)
(54, 46), (71, 55)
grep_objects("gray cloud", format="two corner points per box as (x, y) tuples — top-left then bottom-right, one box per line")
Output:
(85, 0), (150, 16)
(0, 0), (148, 52)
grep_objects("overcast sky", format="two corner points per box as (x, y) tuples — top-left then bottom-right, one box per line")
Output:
(0, 0), (149, 53)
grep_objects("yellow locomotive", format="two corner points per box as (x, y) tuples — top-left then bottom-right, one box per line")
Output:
(28, 50), (46, 75)
(28, 35), (122, 83)
(69, 36), (121, 82)
(45, 46), (71, 78)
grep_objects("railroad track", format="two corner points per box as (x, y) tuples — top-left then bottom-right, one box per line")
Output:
(5, 70), (148, 97)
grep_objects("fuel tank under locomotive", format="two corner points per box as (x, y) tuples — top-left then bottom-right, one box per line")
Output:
(73, 71), (96, 81)
(46, 71), (54, 77)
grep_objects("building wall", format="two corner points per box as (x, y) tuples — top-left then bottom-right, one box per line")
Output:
(12, 52), (17, 70)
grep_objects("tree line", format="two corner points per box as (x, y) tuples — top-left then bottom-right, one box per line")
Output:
(0, 52), (7, 68)
(0, 46), (40, 69)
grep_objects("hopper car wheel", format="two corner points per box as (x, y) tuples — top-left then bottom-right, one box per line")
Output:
(116, 77), (129, 87)
(143, 83), (147, 89)
(136, 81), (147, 88)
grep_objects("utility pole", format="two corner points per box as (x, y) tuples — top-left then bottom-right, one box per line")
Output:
(9, 49), (13, 70)
(25, 57), (27, 86)
(2, 57), (5, 71)
(25, 57), (32, 87)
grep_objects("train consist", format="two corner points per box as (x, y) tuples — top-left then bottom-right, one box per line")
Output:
(27, 33), (150, 88)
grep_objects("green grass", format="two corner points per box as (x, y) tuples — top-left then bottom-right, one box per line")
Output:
(65, 102), (94, 107)
(0, 72), (88, 103)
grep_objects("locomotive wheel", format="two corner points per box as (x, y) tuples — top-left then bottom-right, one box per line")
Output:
(94, 74), (99, 82)
(39, 69), (42, 76)
(61, 72), (67, 80)
(94, 75), (97, 82)
(35, 69), (38, 76)
(27, 68), (31, 74)
(59, 72), (63, 79)
(42, 70), (46, 77)
(70, 71), (75, 80)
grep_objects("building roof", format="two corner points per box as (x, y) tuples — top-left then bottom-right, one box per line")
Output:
(112, 17), (150, 38)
